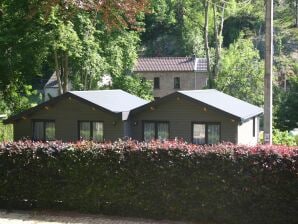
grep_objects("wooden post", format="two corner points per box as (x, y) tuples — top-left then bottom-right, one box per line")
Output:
(264, 0), (273, 144)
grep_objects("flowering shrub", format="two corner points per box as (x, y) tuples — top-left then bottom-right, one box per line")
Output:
(0, 140), (297, 224)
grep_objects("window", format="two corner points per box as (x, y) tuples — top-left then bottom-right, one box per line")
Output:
(143, 121), (169, 141)
(33, 120), (55, 141)
(193, 123), (206, 144)
(174, 77), (180, 89)
(154, 77), (160, 89)
(192, 123), (220, 144)
(253, 117), (256, 137)
(79, 121), (103, 141)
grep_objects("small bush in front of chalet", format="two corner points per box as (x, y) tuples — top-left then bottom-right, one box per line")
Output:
(0, 140), (297, 224)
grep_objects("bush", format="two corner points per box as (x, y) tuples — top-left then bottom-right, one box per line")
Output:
(259, 129), (297, 146)
(273, 129), (297, 146)
(0, 140), (297, 224)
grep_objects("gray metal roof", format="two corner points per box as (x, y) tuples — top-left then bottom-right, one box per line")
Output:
(70, 90), (148, 113)
(179, 89), (263, 121)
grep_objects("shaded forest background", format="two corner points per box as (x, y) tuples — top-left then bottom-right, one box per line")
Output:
(0, 0), (297, 132)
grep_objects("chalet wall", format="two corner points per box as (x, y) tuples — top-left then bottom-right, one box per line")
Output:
(130, 95), (238, 143)
(136, 71), (208, 98)
(13, 97), (123, 142)
(237, 117), (259, 145)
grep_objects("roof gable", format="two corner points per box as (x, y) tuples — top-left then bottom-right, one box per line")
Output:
(44, 72), (59, 88)
(178, 89), (263, 121)
(131, 89), (263, 122)
(5, 90), (148, 123)
(69, 90), (148, 113)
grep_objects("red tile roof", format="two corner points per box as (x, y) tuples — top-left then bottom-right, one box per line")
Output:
(134, 57), (207, 72)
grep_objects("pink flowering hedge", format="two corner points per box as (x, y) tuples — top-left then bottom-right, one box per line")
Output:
(0, 140), (297, 224)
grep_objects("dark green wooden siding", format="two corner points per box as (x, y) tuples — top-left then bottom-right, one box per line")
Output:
(130, 95), (238, 143)
(13, 97), (123, 141)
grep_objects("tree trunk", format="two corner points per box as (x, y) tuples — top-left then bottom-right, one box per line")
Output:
(213, 3), (219, 78)
(60, 55), (64, 93)
(213, 2), (226, 78)
(63, 53), (69, 93)
(204, 0), (211, 87)
(218, 2), (225, 57)
(296, 0), (298, 28)
(54, 50), (63, 95)
(84, 70), (88, 90)
(89, 72), (92, 89)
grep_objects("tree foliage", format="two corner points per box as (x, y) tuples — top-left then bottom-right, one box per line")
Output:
(0, 0), (151, 114)
(215, 38), (264, 106)
(0, 0), (297, 128)
(141, 0), (206, 56)
(275, 75), (298, 131)
(0, 0), (47, 114)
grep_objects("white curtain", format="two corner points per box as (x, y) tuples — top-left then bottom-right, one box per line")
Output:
(157, 123), (169, 140)
(208, 124), (220, 144)
(45, 122), (55, 140)
(92, 122), (103, 142)
(144, 122), (155, 141)
(33, 121), (44, 140)
(79, 122), (90, 140)
(193, 124), (205, 144)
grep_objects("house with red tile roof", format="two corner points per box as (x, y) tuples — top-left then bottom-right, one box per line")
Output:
(134, 57), (208, 99)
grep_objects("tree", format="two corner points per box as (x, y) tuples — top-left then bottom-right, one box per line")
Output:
(36, 0), (149, 94)
(202, 0), (264, 87)
(103, 30), (153, 100)
(112, 75), (153, 100)
(141, 0), (206, 56)
(285, 0), (298, 27)
(0, 0), (47, 114)
(275, 75), (298, 131)
(215, 38), (264, 106)
(0, 0), (150, 113)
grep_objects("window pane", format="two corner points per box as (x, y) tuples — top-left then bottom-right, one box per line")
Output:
(33, 121), (44, 140)
(79, 122), (90, 140)
(253, 117), (255, 137)
(208, 124), (220, 144)
(193, 124), (205, 144)
(157, 123), (169, 140)
(154, 77), (160, 89)
(174, 77), (180, 89)
(45, 122), (55, 141)
(93, 122), (103, 142)
(144, 122), (155, 141)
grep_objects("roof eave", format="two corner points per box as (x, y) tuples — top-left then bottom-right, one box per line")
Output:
(134, 70), (194, 73)
(240, 111), (264, 123)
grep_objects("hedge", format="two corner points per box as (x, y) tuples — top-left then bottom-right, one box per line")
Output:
(0, 140), (297, 224)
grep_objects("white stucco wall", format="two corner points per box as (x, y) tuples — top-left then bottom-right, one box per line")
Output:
(44, 88), (59, 101)
(237, 117), (259, 145)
